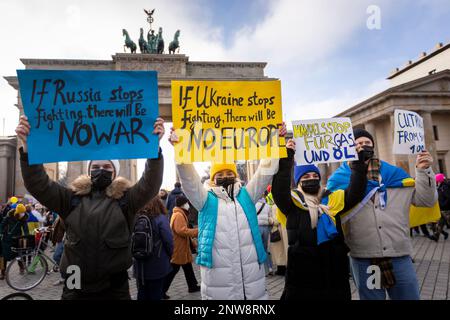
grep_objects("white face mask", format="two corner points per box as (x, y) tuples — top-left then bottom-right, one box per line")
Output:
(182, 203), (190, 211)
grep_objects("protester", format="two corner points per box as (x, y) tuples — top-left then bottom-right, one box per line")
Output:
(256, 196), (274, 276)
(25, 204), (44, 235)
(272, 139), (369, 300)
(268, 204), (288, 276)
(168, 124), (286, 300)
(163, 196), (199, 298)
(166, 182), (184, 218)
(0, 204), (29, 279)
(15, 115), (165, 300)
(133, 197), (173, 301)
(432, 173), (450, 241)
(159, 189), (169, 206)
(327, 128), (437, 300)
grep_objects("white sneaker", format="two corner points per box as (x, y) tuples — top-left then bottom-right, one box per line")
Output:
(53, 279), (64, 286)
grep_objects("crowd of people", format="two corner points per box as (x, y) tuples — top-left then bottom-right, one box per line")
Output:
(0, 115), (448, 300)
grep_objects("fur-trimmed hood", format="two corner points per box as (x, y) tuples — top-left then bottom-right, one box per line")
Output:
(70, 175), (132, 200)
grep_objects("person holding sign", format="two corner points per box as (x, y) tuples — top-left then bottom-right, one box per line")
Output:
(327, 128), (438, 300)
(15, 115), (165, 300)
(271, 139), (369, 300)
(168, 124), (287, 300)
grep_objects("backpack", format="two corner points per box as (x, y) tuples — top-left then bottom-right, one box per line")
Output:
(131, 215), (161, 260)
(439, 180), (450, 211)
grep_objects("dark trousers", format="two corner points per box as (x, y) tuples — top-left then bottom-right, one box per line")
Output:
(137, 277), (165, 300)
(411, 224), (431, 237)
(164, 263), (198, 293)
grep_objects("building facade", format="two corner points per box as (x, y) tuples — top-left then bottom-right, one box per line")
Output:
(333, 42), (450, 178)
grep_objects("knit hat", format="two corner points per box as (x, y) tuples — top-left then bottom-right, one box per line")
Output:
(294, 165), (321, 186)
(436, 173), (446, 184)
(210, 163), (238, 181)
(353, 128), (374, 145)
(87, 160), (120, 177)
(175, 195), (189, 207)
(14, 203), (26, 216)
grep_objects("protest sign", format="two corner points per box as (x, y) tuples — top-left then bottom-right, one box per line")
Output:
(17, 70), (159, 164)
(292, 118), (358, 165)
(393, 109), (425, 155)
(171, 80), (286, 163)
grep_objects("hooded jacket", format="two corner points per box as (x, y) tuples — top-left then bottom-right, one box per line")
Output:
(19, 148), (163, 292)
(176, 159), (278, 300)
(170, 207), (198, 265)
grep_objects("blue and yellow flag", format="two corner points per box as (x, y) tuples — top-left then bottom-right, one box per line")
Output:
(326, 161), (440, 228)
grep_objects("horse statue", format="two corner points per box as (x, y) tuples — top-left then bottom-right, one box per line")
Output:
(139, 28), (148, 53)
(156, 27), (164, 54)
(169, 30), (181, 54)
(122, 29), (137, 53)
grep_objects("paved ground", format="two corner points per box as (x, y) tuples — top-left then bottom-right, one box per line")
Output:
(1, 234), (449, 300)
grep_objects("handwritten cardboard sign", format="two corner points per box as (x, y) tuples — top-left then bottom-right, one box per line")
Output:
(171, 80), (286, 163)
(17, 70), (159, 164)
(292, 117), (358, 165)
(393, 109), (425, 155)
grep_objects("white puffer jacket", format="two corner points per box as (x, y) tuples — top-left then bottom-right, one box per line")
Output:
(177, 159), (279, 300)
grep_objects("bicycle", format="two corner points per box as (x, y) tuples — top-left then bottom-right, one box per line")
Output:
(5, 227), (60, 291)
(1, 292), (33, 300)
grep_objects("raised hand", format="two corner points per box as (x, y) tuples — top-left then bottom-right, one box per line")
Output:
(15, 115), (31, 152)
(153, 117), (165, 141)
(416, 150), (433, 169)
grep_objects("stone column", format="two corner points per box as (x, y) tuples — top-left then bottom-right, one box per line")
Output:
(0, 157), (8, 202)
(421, 111), (439, 173)
(364, 121), (379, 156)
(318, 163), (328, 185)
(66, 161), (86, 184)
(389, 113), (398, 166)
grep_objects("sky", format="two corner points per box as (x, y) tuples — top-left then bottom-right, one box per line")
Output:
(1, 0), (450, 189)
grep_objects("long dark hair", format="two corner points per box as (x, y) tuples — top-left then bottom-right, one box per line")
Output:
(138, 196), (167, 218)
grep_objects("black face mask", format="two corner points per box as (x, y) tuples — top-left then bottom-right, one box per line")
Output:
(300, 179), (321, 195)
(216, 177), (236, 200)
(215, 177), (235, 188)
(361, 145), (375, 161)
(91, 169), (113, 190)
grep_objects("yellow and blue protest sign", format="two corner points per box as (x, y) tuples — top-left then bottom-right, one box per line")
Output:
(292, 117), (358, 165)
(171, 80), (286, 164)
(17, 70), (159, 164)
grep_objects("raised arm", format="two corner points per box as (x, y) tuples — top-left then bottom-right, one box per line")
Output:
(124, 117), (166, 215)
(126, 149), (164, 215)
(412, 151), (438, 207)
(246, 123), (286, 203)
(169, 127), (208, 211)
(272, 147), (295, 216)
(340, 153), (368, 213)
(176, 164), (208, 211)
(246, 158), (280, 204)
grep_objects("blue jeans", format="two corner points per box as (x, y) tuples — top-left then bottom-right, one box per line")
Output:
(350, 255), (420, 300)
(53, 242), (64, 265)
(259, 225), (273, 271)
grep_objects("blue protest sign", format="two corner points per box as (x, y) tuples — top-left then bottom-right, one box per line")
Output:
(17, 70), (159, 164)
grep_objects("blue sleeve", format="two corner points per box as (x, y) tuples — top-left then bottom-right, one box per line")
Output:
(159, 215), (174, 258)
